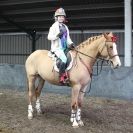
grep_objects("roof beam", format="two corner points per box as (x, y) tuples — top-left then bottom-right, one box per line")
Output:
(1, 3), (123, 16)
(0, 14), (34, 35)
(0, 12), (123, 24)
(0, 0), (57, 6)
(0, 20), (124, 29)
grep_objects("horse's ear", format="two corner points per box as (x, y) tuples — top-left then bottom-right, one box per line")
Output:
(109, 32), (113, 36)
(103, 32), (109, 39)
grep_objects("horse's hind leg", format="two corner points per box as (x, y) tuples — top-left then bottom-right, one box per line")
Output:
(27, 75), (36, 120)
(35, 76), (45, 115)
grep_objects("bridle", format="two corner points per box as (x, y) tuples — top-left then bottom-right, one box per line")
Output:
(100, 41), (119, 61)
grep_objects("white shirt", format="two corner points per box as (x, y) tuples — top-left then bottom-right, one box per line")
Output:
(47, 21), (73, 52)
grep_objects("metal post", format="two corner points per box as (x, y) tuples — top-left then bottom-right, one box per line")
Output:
(124, 0), (132, 66)
(31, 30), (36, 52)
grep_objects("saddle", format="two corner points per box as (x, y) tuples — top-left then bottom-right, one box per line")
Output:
(48, 51), (73, 72)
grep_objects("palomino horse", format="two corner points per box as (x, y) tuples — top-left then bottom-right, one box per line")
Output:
(25, 32), (121, 128)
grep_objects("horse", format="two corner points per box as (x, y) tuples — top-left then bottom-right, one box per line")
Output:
(25, 32), (121, 128)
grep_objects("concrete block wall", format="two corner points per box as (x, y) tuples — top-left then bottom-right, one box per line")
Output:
(0, 64), (133, 100)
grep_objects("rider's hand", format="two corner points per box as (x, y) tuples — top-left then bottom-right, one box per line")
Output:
(57, 31), (63, 39)
(68, 43), (75, 50)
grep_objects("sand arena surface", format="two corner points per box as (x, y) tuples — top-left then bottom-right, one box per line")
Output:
(0, 89), (133, 133)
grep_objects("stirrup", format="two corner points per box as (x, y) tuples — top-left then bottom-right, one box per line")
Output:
(60, 78), (70, 85)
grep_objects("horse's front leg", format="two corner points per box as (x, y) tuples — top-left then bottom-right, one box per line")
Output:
(70, 85), (81, 128)
(76, 84), (89, 126)
(35, 76), (45, 115)
(76, 108), (84, 126)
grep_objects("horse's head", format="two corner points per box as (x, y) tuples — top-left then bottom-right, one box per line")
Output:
(98, 32), (121, 68)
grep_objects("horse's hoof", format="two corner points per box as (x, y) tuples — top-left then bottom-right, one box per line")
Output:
(28, 115), (33, 120)
(72, 121), (79, 128)
(28, 113), (33, 120)
(72, 125), (79, 128)
(78, 120), (84, 127)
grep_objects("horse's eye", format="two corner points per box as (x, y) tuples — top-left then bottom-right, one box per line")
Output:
(110, 46), (113, 49)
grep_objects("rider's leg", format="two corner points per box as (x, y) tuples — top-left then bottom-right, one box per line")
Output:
(54, 50), (68, 83)
(59, 61), (67, 83)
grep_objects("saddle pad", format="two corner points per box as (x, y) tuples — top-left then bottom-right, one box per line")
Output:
(48, 51), (73, 72)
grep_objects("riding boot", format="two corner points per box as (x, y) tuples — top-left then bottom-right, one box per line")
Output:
(59, 62), (68, 84)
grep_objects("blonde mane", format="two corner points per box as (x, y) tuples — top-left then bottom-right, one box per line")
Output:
(76, 34), (103, 49)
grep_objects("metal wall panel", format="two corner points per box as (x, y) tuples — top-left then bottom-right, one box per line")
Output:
(0, 31), (132, 66)
(0, 34), (32, 64)
(36, 33), (50, 50)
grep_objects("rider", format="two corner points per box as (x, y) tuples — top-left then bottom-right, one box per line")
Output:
(47, 7), (75, 84)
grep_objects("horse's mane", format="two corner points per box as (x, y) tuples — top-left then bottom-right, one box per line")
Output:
(76, 34), (103, 49)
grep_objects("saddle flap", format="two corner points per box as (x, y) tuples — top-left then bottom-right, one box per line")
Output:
(48, 51), (73, 72)
(55, 52), (73, 72)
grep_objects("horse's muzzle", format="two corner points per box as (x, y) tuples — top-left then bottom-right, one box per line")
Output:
(112, 62), (121, 69)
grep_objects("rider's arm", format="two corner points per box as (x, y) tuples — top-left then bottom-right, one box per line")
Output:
(47, 26), (59, 41)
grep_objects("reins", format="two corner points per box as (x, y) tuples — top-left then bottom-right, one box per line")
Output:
(74, 48), (103, 61)
(73, 48), (107, 76)
(72, 48), (96, 60)
(72, 48), (106, 95)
